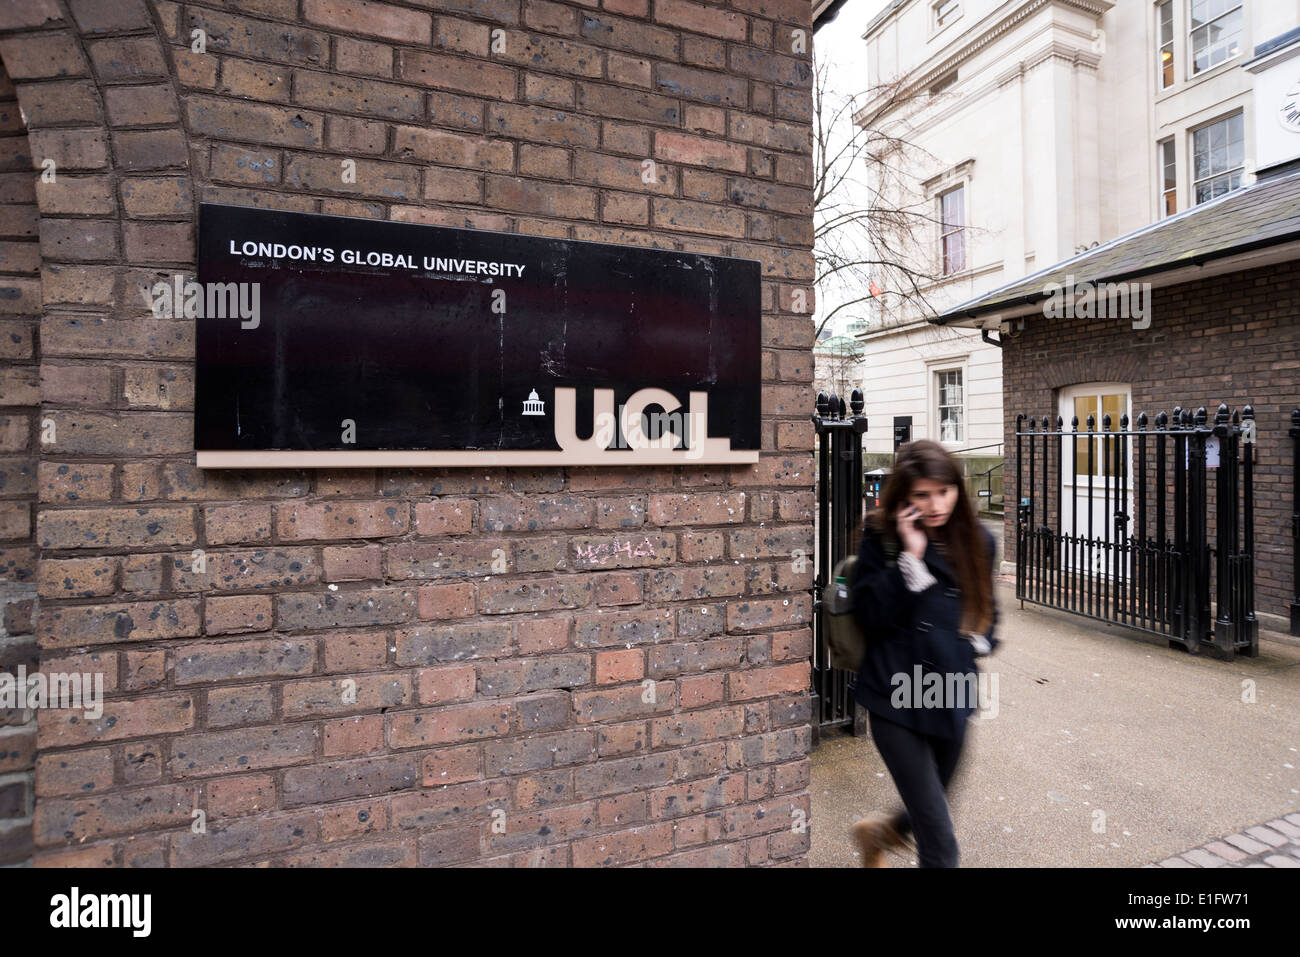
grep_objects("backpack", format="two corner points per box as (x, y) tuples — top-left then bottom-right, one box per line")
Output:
(822, 528), (899, 672)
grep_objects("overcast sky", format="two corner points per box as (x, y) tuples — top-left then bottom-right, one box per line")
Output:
(813, 2), (881, 338)
(816, 1), (878, 69)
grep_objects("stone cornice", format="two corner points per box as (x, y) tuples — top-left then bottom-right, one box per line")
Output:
(853, 0), (1113, 127)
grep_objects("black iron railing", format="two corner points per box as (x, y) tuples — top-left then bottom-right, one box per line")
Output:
(1015, 403), (1256, 658)
(1291, 408), (1299, 637)
(810, 389), (867, 736)
(973, 460), (1004, 511)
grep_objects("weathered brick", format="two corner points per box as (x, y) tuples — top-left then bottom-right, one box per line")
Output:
(35, 464), (107, 506)
(728, 662), (809, 700)
(203, 503), (273, 545)
(323, 716), (385, 757)
(321, 630), (388, 673)
(37, 599), (201, 648)
(478, 654), (591, 696)
(36, 556), (117, 599)
(417, 581), (475, 619)
(186, 9), (327, 66)
(323, 544), (383, 582)
(205, 774), (277, 817)
(292, 71), (425, 123)
(570, 533), (674, 568)
(394, 621), (513, 664)
(304, 0), (432, 43)
(37, 694), (194, 747)
(645, 565), (745, 602)
(726, 594), (811, 632)
(282, 674), (410, 718)
(170, 725), (318, 778)
(648, 638), (746, 677)
(34, 785), (193, 845)
(34, 746), (115, 797)
(170, 812), (318, 865)
(388, 700), (514, 748)
(186, 96), (323, 149)
(478, 576), (592, 614)
(276, 588), (418, 630)
(414, 499), (472, 536)
(572, 607), (672, 647)
(171, 548), (320, 592)
(393, 125), (513, 171)
(202, 595), (274, 635)
(399, 50), (516, 100)
(174, 637), (313, 684)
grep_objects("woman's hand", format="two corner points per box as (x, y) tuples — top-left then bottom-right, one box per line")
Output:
(895, 505), (928, 558)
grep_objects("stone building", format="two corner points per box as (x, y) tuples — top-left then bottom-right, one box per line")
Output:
(848, 0), (1299, 468)
(936, 26), (1300, 634)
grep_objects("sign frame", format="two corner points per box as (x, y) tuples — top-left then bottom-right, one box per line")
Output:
(193, 203), (763, 469)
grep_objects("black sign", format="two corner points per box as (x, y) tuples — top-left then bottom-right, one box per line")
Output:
(191, 204), (761, 467)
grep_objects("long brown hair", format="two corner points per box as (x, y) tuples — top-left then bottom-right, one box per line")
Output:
(864, 440), (992, 635)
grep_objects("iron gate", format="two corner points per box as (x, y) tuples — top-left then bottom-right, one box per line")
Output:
(1292, 408), (1299, 637)
(811, 389), (867, 737)
(1015, 403), (1257, 658)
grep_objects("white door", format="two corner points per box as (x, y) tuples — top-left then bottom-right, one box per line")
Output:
(1058, 384), (1133, 577)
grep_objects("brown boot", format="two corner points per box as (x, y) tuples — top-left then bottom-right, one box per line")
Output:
(850, 813), (907, 868)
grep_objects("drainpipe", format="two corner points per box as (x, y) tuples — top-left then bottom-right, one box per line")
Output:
(982, 329), (1002, 348)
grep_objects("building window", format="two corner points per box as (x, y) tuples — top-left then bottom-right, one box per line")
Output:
(939, 186), (965, 275)
(933, 0), (961, 30)
(1189, 0), (1242, 75)
(1159, 138), (1177, 216)
(937, 369), (963, 442)
(1191, 112), (1244, 204)
(1071, 391), (1127, 478)
(1158, 1), (1174, 88)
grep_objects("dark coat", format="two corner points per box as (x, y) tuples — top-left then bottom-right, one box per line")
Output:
(851, 521), (999, 739)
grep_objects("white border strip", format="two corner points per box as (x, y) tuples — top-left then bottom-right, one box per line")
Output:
(196, 450), (762, 468)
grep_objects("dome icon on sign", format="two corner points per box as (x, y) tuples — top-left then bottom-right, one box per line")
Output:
(522, 389), (546, 416)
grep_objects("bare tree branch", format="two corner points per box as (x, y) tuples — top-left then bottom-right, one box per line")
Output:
(810, 53), (990, 354)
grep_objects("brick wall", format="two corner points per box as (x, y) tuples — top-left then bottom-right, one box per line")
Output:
(1000, 258), (1300, 628)
(0, 0), (818, 866)
(0, 56), (39, 867)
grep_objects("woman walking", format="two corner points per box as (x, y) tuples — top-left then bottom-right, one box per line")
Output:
(848, 440), (999, 868)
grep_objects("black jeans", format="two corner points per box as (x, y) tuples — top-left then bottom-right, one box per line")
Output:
(867, 709), (968, 868)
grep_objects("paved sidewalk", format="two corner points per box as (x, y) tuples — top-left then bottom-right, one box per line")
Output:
(1149, 814), (1300, 868)
(810, 578), (1300, 867)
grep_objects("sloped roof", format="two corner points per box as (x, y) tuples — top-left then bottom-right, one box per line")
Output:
(935, 166), (1300, 324)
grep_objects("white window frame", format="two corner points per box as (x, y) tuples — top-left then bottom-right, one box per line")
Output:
(938, 184), (966, 277)
(1188, 0), (1243, 77)
(932, 0), (962, 34)
(1157, 0), (1175, 89)
(1158, 137), (1177, 217)
(1190, 110), (1245, 205)
(927, 358), (969, 448)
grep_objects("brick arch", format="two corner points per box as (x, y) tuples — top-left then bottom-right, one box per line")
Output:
(0, 54), (40, 868)
(1039, 351), (1146, 395)
(0, 0), (198, 866)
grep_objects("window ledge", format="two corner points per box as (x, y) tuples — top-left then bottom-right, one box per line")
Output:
(1181, 51), (1244, 90)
